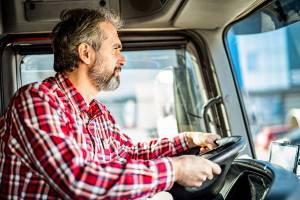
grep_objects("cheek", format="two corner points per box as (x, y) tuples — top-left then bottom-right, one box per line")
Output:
(97, 51), (117, 70)
(108, 55), (119, 69)
(103, 53), (116, 64)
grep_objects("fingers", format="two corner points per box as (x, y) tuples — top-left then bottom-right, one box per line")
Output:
(186, 132), (221, 150)
(200, 146), (211, 154)
(173, 155), (222, 187)
(207, 174), (213, 180)
(194, 158), (221, 185)
(209, 161), (222, 175)
(201, 133), (220, 149)
(195, 175), (206, 187)
(204, 133), (220, 144)
(207, 143), (214, 150)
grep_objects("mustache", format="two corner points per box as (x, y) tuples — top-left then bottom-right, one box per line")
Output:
(114, 67), (121, 72)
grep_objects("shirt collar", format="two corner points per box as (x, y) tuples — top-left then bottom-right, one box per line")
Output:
(54, 72), (90, 113)
(88, 100), (108, 118)
(55, 72), (108, 118)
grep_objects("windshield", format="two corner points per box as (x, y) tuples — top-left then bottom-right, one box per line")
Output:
(226, 0), (300, 160)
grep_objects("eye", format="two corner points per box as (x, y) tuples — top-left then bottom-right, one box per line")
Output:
(113, 44), (122, 51)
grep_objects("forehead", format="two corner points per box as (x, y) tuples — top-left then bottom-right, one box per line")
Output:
(99, 21), (120, 42)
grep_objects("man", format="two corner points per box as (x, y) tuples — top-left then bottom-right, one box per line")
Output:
(0, 8), (221, 199)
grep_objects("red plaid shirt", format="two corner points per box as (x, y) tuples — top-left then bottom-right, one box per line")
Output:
(0, 73), (189, 199)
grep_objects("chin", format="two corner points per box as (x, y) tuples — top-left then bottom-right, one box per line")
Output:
(103, 78), (120, 91)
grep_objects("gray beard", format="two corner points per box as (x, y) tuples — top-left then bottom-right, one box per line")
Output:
(88, 67), (120, 91)
(101, 73), (120, 91)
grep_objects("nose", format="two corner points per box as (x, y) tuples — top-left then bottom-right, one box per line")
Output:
(118, 53), (126, 67)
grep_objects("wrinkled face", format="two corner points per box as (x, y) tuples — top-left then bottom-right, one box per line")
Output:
(88, 22), (125, 91)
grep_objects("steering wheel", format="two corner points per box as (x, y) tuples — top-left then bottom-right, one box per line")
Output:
(169, 136), (246, 199)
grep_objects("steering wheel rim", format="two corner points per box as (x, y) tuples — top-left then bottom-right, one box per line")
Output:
(169, 136), (246, 199)
(202, 136), (246, 164)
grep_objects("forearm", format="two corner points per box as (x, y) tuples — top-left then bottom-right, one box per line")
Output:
(130, 133), (189, 160)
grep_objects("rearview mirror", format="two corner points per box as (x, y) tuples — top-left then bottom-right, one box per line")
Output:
(231, 12), (276, 35)
(231, 0), (300, 35)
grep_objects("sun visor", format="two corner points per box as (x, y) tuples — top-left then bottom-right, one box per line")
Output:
(2, 0), (118, 34)
(2, 0), (181, 33)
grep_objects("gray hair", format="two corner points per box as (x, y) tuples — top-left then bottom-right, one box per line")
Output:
(52, 8), (123, 72)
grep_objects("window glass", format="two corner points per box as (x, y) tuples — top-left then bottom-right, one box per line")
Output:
(21, 54), (55, 85)
(20, 47), (205, 143)
(226, 0), (300, 159)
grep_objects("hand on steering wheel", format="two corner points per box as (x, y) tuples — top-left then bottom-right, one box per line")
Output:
(172, 155), (221, 188)
(184, 132), (221, 153)
(169, 136), (246, 199)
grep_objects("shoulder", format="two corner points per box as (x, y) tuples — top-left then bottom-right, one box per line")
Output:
(12, 77), (62, 110)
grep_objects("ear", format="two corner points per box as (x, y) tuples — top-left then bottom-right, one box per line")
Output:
(77, 43), (95, 65)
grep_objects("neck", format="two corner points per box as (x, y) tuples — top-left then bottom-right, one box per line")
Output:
(66, 68), (99, 104)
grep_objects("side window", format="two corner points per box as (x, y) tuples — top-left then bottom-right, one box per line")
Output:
(226, 0), (300, 160)
(20, 54), (55, 86)
(20, 45), (206, 143)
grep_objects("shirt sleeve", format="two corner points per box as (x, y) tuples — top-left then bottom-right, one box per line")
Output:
(107, 112), (190, 160)
(11, 87), (175, 200)
(123, 133), (190, 160)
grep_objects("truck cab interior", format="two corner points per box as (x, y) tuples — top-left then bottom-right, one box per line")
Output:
(1, 0), (300, 199)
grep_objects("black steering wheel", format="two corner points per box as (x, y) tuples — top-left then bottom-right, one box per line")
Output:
(169, 136), (246, 199)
